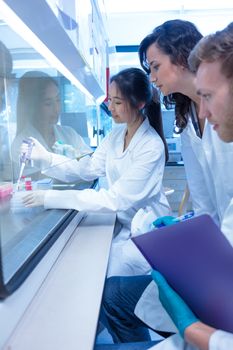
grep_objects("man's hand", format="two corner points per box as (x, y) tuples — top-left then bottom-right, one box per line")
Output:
(152, 269), (199, 337)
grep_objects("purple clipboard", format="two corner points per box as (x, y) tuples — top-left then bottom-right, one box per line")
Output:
(132, 214), (233, 333)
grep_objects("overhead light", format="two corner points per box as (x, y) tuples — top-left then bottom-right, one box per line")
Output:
(0, 0), (93, 100)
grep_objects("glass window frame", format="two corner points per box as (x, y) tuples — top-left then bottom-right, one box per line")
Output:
(0, 0), (108, 298)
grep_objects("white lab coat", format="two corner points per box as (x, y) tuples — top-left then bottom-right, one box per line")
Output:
(181, 118), (233, 225)
(43, 118), (171, 276)
(134, 117), (233, 349)
(11, 124), (91, 180)
(131, 117), (233, 241)
(148, 329), (233, 350)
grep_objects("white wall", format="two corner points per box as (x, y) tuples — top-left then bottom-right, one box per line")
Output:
(107, 9), (233, 45)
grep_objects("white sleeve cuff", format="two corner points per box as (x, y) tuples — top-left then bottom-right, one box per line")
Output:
(209, 330), (233, 350)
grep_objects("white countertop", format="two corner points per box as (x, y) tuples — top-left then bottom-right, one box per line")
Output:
(2, 212), (115, 350)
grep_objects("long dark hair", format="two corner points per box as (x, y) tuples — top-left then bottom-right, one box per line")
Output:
(110, 68), (168, 162)
(139, 19), (203, 133)
(145, 89), (169, 162)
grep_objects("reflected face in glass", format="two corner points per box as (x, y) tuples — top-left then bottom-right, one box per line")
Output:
(108, 81), (132, 124)
(39, 82), (61, 126)
(196, 60), (233, 143)
(146, 43), (184, 96)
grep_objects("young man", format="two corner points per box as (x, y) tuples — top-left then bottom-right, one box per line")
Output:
(98, 22), (233, 350)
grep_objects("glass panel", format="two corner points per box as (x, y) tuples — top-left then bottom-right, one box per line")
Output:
(98, 102), (112, 141)
(0, 19), (97, 292)
(46, 0), (93, 69)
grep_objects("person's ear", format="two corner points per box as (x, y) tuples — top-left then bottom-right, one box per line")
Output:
(138, 102), (145, 111)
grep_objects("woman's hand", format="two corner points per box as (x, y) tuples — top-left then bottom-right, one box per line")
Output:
(152, 216), (177, 228)
(20, 137), (52, 169)
(22, 190), (46, 207)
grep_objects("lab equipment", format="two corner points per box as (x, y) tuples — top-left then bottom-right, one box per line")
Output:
(24, 177), (32, 191)
(166, 137), (182, 163)
(52, 140), (77, 158)
(36, 178), (53, 190)
(0, 182), (13, 199)
(16, 138), (34, 190)
(173, 210), (194, 223)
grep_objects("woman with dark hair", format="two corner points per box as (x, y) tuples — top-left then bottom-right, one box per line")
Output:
(139, 19), (233, 227)
(22, 67), (171, 276)
(139, 19), (203, 133)
(11, 71), (91, 180)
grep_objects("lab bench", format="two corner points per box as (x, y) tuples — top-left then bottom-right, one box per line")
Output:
(0, 211), (116, 350)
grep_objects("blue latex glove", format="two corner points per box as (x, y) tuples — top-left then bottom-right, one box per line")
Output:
(151, 270), (199, 337)
(152, 216), (177, 228)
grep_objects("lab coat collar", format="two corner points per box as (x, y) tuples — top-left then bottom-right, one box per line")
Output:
(125, 117), (150, 152)
(113, 118), (150, 158)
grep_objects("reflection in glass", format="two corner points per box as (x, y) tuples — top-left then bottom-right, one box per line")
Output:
(0, 21), (102, 292)
(11, 71), (92, 182)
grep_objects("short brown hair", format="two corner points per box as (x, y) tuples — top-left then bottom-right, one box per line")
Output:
(188, 22), (233, 82)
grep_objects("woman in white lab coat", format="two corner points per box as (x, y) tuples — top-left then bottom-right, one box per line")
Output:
(11, 71), (91, 181)
(100, 19), (233, 344)
(139, 20), (233, 226)
(21, 67), (171, 276)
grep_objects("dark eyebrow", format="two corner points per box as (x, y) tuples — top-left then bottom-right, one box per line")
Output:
(43, 93), (60, 101)
(109, 96), (124, 101)
(149, 60), (158, 67)
(196, 89), (211, 96)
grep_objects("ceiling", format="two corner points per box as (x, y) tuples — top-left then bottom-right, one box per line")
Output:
(103, 0), (233, 70)
(104, 0), (233, 14)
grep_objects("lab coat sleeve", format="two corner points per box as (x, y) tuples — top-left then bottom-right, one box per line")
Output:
(149, 330), (233, 350)
(134, 281), (178, 333)
(209, 330), (233, 350)
(180, 127), (219, 224)
(42, 134), (109, 183)
(61, 126), (92, 154)
(43, 137), (165, 212)
(148, 334), (198, 350)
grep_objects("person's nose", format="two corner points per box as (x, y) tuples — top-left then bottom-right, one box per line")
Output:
(108, 101), (114, 113)
(54, 101), (61, 115)
(150, 72), (158, 85)
(199, 99), (210, 120)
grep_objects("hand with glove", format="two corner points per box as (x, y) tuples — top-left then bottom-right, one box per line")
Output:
(20, 137), (52, 170)
(151, 269), (199, 337)
(153, 212), (195, 228)
(22, 190), (46, 207)
(152, 216), (177, 228)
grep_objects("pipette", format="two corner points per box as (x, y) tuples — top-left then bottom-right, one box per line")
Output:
(16, 138), (34, 191)
(173, 210), (194, 222)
